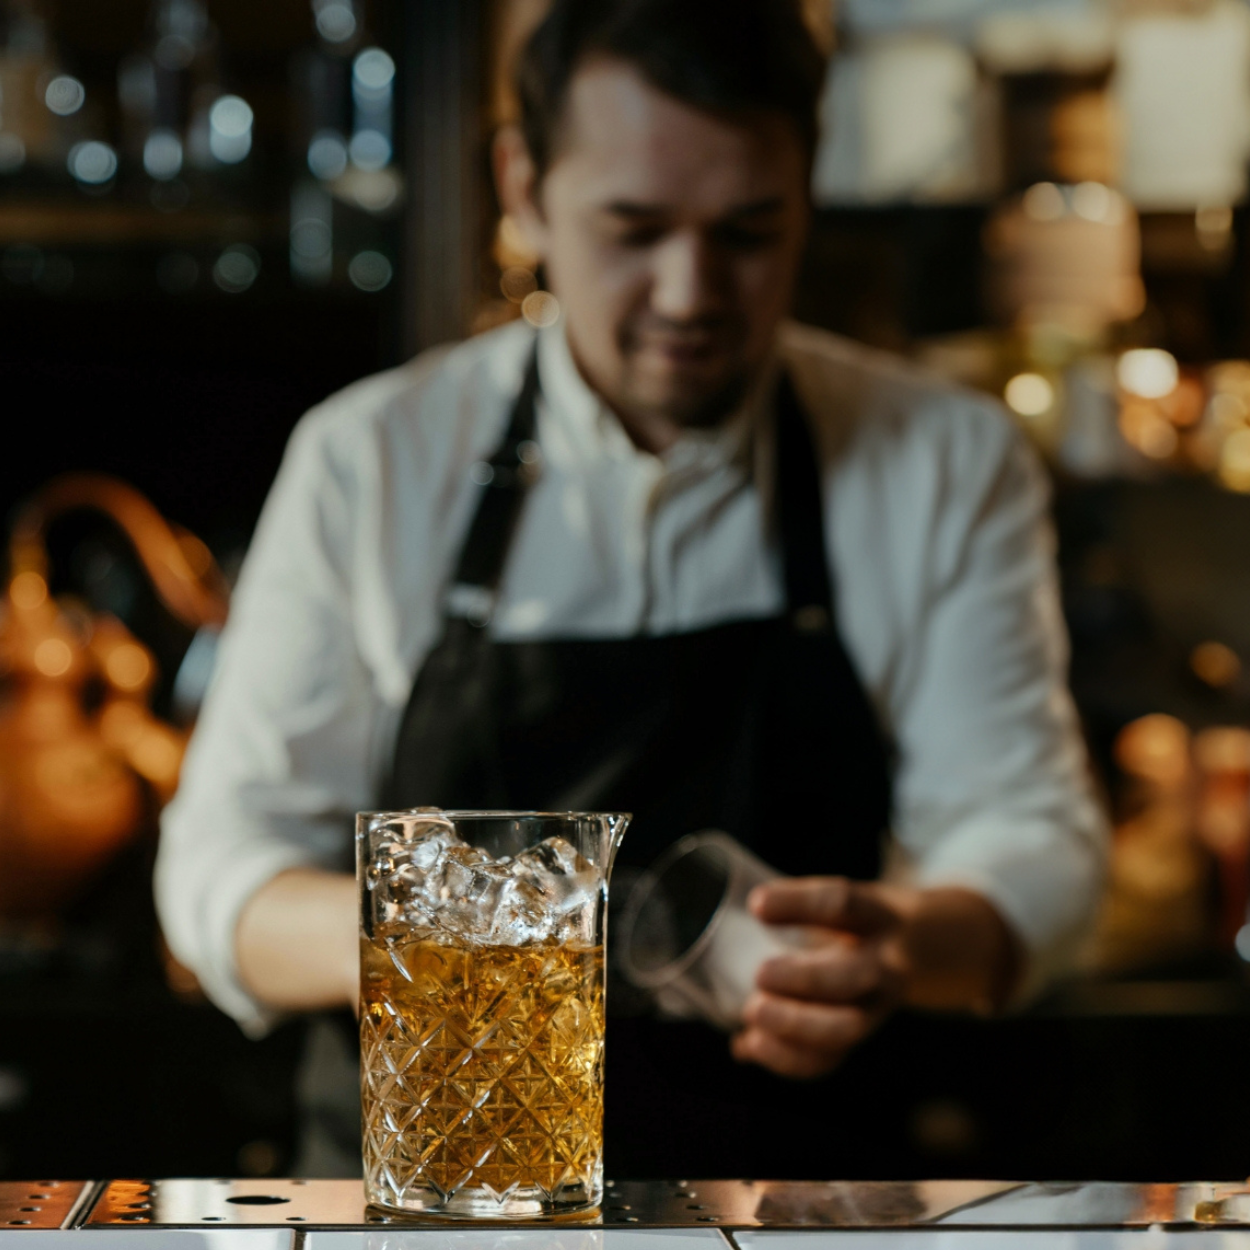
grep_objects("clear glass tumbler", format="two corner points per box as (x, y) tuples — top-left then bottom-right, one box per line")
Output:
(619, 830), (811, 1029)
(357, 807), (629, 1219)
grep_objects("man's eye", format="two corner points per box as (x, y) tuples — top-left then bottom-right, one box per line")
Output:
(617, 225), (665, 247)
(713, 225), (782, 251)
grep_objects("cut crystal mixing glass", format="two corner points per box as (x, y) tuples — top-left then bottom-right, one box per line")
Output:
(356, 808), (629, 1219)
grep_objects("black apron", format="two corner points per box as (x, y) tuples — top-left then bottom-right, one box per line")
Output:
(301, 347), (894, 1180)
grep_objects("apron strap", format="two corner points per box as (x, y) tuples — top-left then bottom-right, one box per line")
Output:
(443, 345), (542, 626)
(443, 342), (839, 630)
(774, 371), (837, 633)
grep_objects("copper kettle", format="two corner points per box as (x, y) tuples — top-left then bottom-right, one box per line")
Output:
(0, 474), (229, 923)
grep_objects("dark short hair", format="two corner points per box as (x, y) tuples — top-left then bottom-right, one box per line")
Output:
(515, 0), (826, 178)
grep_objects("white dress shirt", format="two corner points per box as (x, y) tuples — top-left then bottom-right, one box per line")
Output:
(156, 318), (1108, 1033)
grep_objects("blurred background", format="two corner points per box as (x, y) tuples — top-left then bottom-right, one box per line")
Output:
(5, 0), (1250, 1187)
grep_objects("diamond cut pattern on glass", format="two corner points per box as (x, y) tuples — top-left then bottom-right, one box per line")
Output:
(361, 940), (604, 1212)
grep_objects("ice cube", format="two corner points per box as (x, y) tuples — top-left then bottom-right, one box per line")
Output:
(417, 846), (511, 938)
(513, 836), (601, 914)
(409, 828), (457, 870)
(491, 876), (554, 944)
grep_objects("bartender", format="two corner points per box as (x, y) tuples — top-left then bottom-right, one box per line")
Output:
(156, 0), (1106, 1178)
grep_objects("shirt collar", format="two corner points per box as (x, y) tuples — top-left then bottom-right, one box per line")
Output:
(535, 318), (775, 475)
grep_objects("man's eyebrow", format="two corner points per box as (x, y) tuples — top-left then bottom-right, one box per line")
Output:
(601, 196), (787, 219)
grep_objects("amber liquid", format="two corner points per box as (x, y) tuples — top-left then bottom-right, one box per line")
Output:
(360, 935), (605, 1215)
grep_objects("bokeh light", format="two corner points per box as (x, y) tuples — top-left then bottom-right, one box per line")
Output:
(348, 251), (393, 292)
(33, 638), (73, 679)
(9, 571), (48, 611)
(1118, 348), (1179, 400)
(0, 133), (25, 173)
(105, 643), (152, 692)
(143, 129), (184, 180)
(522, 291), (560, 328)
(353, 48), (396, 97)
(349, 129), (391, 172)
(308, 131), (349, 181)
(44, 75), (85, 117)
(208, 95), (253, 164)
(501, 267), (537, 303)
(68, 141), (118, 186)
(1004, 372), (1054, 417)
(1071, 181), (1124, 225)
(1119, 400), (1178, 459)
(1218, 427), (1250, 492)
(1022, 181), (1065, 222)
(1191, 641), (1241, 689)
(213, 245), (260, 293)
(315, 0), (357, 43)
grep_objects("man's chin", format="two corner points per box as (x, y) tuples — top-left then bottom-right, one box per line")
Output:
(629, 363), (750, 429)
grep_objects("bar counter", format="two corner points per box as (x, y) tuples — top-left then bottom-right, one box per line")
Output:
(6, 1179), (1250, 1242)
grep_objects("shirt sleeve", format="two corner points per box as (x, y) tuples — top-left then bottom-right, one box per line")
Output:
(882, 400), (1109, 1001)
(155, 409), (385, 1035)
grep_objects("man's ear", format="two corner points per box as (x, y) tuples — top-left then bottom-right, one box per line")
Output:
(492, 125), (546, 265)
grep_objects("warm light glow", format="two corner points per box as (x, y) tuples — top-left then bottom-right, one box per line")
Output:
(106, 643), (152, 692)
(1119, 401), (1177, 459)
(1164, 376), (1205, 428)
(1117, 348), (1179, 399)
(495, 215), (537, 269)
(1191, 641), (1241, 688)
(1114, 713), (1190, 787)
(1071, 181), (1122, 224)
(9, 571), (47, 611)
(99, 700), (144, 748)
(131, 731), (182, 785)
(1004, 372), (1054, 417)
(1211, 392), (1248, 430)
(1196, 204), (1233, 249)
(33, 638), (73, 678)
(178, 533), (214, 578)
(501, 266), (537, 304)
(1022, 181), (1065, 222)
(1219, 428), (1250, 492)
(522, 291), (560, 328)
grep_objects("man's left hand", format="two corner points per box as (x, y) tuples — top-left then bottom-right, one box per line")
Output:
(730, 877), (1020, 1079)
(729, 877), (908, 1078)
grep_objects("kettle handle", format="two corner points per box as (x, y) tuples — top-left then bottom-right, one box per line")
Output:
(9, 472), (229, 630)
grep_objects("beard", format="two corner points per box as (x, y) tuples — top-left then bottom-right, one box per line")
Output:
(614, 313), (756, 429)
(616, 363), (753, 430)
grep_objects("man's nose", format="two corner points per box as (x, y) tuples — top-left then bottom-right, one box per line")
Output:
(650, 232), (723, 321)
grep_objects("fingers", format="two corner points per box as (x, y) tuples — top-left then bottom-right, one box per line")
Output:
(755, 943), (895, 1003)
(749, 876), (899, 934)
(731, 1026), (844, 1080)
(741, 988), (873, 1052)
(731, 988), (883, 1079)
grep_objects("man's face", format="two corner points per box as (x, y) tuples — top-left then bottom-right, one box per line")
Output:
(510, 58), (810, 431)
